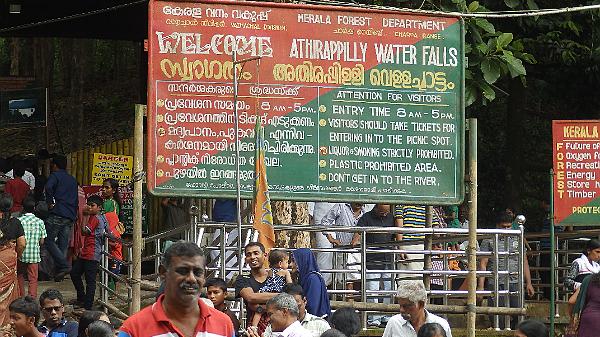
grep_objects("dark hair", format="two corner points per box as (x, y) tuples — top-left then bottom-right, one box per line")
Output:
(320, 329), (347, 337)
(282, 283), (304, 297)
(51, 155), (67, 170)
(495, 210), (514, 225)
(0, 193), (13, 213)
(329, 308), (360, 337)
(0, 194), (14, 243)
(417, 322), (447, 337)
(39, 288), (64, 306)
(9, 296), (40, 323)
(585, 239), (600, 255)
(22, 196), (36, 213)
(205, 277), (227, 292)
(161, 241), (205, 269)
(516, 319), (549, 337)
(12, 160), (25, 178)
(268, 249), (288, 267)
(86, 320), (114, 337)
(103, 178), (122, 215)
(245, 241), (265, 253)
(87, 195), (104, 207)
(78, 311), (107, 337)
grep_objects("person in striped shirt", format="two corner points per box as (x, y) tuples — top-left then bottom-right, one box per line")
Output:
(17, 196), (47, 298)
(394, 205), (444, 279)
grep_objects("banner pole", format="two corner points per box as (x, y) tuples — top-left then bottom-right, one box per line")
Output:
(131, 104), (144, 314)
(550, 169), (555, 337)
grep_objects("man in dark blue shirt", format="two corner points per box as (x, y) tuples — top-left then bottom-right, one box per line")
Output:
(44, 155), (78, 281)
(38, 289), (78, 337)
(354, 204), (397, 326)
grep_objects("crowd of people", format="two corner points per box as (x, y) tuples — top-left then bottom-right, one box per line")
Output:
(0, 152), (125, 330)
(0, 151), (566, 337)
(5, 287), (117, 337)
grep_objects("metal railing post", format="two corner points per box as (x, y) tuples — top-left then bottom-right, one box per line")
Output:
(360, 229), (367, 329)
(128, 245), (133, 314)
(102, 237), (109, 310)
(220, 225), (227, 278)
(518, 226), (525, 327)
(493, 233), (500, 329)
(503, 233), (510, 330)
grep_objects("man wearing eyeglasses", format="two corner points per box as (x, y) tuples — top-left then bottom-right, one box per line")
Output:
(118, 241), (234, 337)
(37, 289), (78, 337)
(382, 280), (452, 337)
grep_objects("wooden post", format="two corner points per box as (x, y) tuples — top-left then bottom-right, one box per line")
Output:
(131, 104), (145, 314)
(466, 118), (478, 337)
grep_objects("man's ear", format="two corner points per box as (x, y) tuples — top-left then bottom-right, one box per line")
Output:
(159, 265), (167, 279)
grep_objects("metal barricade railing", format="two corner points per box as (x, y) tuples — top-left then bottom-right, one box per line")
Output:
(526, 229), (600, 304)
(98, 221), (526, 330)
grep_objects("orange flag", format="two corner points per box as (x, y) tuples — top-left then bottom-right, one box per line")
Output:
(253, 120), (275, 250)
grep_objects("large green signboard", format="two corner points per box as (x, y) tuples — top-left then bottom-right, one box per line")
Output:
(147, 0), (465, 204)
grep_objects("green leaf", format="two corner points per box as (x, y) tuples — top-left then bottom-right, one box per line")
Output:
(511, 40), (524, 52)
(515, 52), (537, 64)
(476, 43), (488, 54)
(487, 38), (497, 54)
(464, 43), (473, 54)
(501, 52), (527, 77)
(496, 33), (513, 51)
(465, 69), (473, 80)
(526, 0), (539, 9)
(481, 58), (501, 84)
(468, 1), (479, 12)
(465, 84), (478, 106)
(479, 81), (496, 101)
(504, 0), (520, 8)
(473, 18), (495, 34)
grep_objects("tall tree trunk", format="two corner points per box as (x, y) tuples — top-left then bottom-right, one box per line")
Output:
(272, 201), (310, 248)
(506, 78), (527, 212)
(70, 39), (93, 151)
(9, 38), (20, 76)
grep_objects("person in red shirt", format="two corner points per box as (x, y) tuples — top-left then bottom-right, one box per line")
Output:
(70, 195), (117, 310)
(118, 241), (234, 337)
(5, 162), (31, 216)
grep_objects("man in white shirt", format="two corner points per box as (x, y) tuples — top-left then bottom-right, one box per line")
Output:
(264, 284), (330, 337)
(6, 168), (35, 190)
(248, 293), (312, 337)
(308, 202), (337, 285)
(383, 281), (452, 337)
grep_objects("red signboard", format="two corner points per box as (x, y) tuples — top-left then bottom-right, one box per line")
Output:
(552, 120), (600, 225)
(147, 0), (464, 202)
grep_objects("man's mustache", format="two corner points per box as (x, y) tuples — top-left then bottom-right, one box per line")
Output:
(180, 282), (199, 290)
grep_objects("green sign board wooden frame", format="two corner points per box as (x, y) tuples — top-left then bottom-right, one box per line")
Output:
(147, 0), (465, 204)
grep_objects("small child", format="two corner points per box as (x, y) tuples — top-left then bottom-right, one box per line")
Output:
(100, 178), (123, 294)
(444, 205), (462, 251)
(9, 296), (42, 337)
(250, 250), (292, 327)
(70, 195), (117, 310)
(206, 277), (240, 332)
(17, 197), (47, 297)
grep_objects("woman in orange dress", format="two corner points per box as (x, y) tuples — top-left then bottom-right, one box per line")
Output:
(0, 193), (26, 325)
